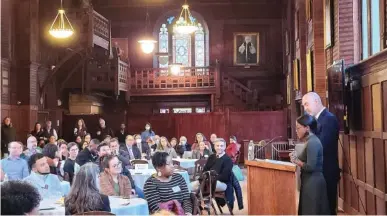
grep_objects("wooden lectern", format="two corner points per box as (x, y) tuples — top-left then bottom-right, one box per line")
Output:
(246, 159), (297, 215)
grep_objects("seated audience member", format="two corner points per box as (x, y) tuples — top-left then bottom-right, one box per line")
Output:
(109, 138), (130, 165)
(1, 180), (42, 215)
(96, 142), (112, 166)
(58, 141), (68, 161)
(75, 135), (83, 150)
(147, 137), (157, 152)
(0, 141), (29, 180)
(100, 155), (132, 197)
(226, 135), (240, 164)
(191, 138), (233, 192)
(192, 141), (211, 160)
(121, 135), (141, 160)
(42, 143), (60, 175)
(65, 163), (111, 215)
(63, 142), (80, 184)
(175, 136), (191, 157)
(144, 152), (192, 214)
(47, 135), (57, 145)
(104, 135), (112, 143)
(24, 153), (63, 197)
(191, 133), (212, 153)
(170, 137), (178, 149)
(76, 139), (99, 166)
(22, 136), (42, 160)
(96, 118), (114, 141)
(135, 134), (150, 156)
(156, 137), (178, 158)
(116, 123), (128, 144)
(209, 134), (217, 152)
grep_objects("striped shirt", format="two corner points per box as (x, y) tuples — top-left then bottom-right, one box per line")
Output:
(144, 173), (192, 214)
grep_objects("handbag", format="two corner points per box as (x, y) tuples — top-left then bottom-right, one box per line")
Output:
(232, 165), (244, 181)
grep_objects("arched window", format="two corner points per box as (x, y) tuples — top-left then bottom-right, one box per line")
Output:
(156, 15), (209, 68)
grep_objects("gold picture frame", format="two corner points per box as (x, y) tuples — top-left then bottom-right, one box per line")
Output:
(233, 32), (259, 66)
(306, 49), (314, 92)
(293, 59), (300, 90)
(287, 74), (291, 105)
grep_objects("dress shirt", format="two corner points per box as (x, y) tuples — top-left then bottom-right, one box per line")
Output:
(24, 172), (63, 197)
(0, 156), (29, 180)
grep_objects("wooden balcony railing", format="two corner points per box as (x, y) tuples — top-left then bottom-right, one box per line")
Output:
(222, 75), (258, 105)
(129, 66), (219, 96)
(90, 10), (110, 50)
(117, 60), (129, 92)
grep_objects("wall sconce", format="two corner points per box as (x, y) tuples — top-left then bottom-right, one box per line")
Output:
(57, 99), (62, 106)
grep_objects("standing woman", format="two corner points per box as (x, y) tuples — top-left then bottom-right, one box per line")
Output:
(291, 114), (330, 215)
(74, 119), (87, 139)
(30, 122), (46, 145)
(156, 137), (178, 159)
(1, 117), (16, 157)
(140, 123), (155, 143)
(65, 163), (111, 215)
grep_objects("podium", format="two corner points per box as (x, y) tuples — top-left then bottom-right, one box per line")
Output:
(246, 159), (297, 215)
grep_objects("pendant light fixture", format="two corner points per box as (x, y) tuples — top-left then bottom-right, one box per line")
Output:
(173, 0), (198, 34)
(49, 0), (74, 39)
(138, 6), (157, 54)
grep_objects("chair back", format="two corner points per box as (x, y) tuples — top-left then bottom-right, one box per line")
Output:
(234, 151), (240, 164)
(172, 160), (181, 166)
(74, 211), (115, 215)
(198, 170), (218, 198)
(183, 151), (193, 159)
(63, 172), (70, 182)
(130, 159), (148, 166)
(191, 159), (207, 181)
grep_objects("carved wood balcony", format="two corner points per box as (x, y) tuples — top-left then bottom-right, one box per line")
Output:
(129, 66), (220, 96)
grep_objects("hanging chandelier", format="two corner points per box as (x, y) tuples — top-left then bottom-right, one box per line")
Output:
(49, 0), (74, 39)
(173, 1), (198, 35)
(138, 8), (157, 54)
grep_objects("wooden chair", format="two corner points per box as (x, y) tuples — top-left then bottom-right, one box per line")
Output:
(214, 191), (234, 215)
(191, 159), (207, 181)
(130, 159), (148, 166)
(234, 151), (241, 165)
(74, 211), (115, 215)
(172, 160), (187, 171)
(195, 170), (219, 215)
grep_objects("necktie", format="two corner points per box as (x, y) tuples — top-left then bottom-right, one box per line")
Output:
(129, 148), (134, 160)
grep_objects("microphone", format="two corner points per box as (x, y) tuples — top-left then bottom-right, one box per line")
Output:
(248, 136), (283, 161)
(257, 135), (283, 149)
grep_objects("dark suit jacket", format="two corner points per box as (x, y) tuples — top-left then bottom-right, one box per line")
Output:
(116, 130), (128, 144)
(76, 147), (97, 166)
(313, 109), (340, 181)
(120, 145), (142, 160)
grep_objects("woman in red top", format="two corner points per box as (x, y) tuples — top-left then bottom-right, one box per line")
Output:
(226, 135), (240, 164)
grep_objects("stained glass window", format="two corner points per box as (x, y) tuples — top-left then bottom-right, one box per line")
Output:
(157, 17), (208, 69)
(173, 34), (191, 66)
(195, 23), (205, 67)
(159, 24), (169, 68)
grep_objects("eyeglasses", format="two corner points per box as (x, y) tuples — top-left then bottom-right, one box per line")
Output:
(112, 161), (122, 168)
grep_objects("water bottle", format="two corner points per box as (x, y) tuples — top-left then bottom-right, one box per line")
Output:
(248, 140), (255, 161)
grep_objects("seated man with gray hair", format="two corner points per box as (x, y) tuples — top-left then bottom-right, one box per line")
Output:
(191, 138), (233, 192)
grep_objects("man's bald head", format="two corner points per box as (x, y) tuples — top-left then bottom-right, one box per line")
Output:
(27, 136), (38, 150)
(302, 92), (324, 116)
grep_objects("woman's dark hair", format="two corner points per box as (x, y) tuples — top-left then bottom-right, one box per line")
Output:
(42, 143), (58, 159)
(152, 152), (169, 168)
(75, 135), (82, 142)
(296, 114), (317, 131)
(67, 142), (78, 151)
(2, 116), (11, 127)
(101, 154), (117, 170)
(229, 135), (237, 142)
(28, 153), (45, 170)
(65, 163), (102, 214)
(34, 122), (41, 132)
(76, 118), (86, 129)
(1, 180), (42, 215)
(145, 122), (153, 133)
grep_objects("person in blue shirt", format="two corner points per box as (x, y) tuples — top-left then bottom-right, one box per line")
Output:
(24, 153), (63, 198)
(0, 141), (29, 181)
(140, 122), (155, 144)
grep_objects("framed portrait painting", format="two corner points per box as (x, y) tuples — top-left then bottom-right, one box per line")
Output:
(233, 32), (259, 66)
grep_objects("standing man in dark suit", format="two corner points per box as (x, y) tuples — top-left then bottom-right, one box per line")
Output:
(302, 92), (340, 215)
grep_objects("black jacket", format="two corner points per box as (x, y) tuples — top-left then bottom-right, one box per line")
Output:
(119, 145), (141, 160)
(76, 147), (97, 166)
(116, 129), (128, 144)
(1, 124), (16, 150)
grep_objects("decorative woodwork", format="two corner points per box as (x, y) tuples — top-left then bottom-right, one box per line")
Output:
(222, 75), (258, 107)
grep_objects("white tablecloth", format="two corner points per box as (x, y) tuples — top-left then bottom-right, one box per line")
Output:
(39, 197), (149, 215)
(130, 169), (191, 191)
(148, 158), (197, 169)
(60, 181), (70, 196)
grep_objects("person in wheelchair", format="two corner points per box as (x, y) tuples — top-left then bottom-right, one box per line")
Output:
(191, 138), (233, 192)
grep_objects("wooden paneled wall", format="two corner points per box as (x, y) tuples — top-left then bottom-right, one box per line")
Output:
(338, 51), (387, 215)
